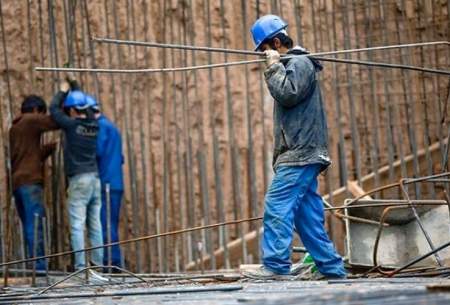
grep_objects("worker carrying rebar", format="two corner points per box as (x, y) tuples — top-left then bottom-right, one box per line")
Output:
(50, 77), (104, 278)
(85, 95), (124, 270)
(9, 95), (58, 271)
(242, 15), (346, 280)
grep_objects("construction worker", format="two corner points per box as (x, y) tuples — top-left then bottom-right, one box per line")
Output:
(86, 95), (124, 269)
(10, 95), (58, 270)
(50, 78), (105, 279)
(243, 15), (346, 280)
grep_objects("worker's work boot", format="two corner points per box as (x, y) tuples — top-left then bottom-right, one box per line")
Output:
(241, 265), (291, 280)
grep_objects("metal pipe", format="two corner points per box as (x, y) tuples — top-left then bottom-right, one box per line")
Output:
(92, 37), (449, 58)
(35, 56), (450, 76)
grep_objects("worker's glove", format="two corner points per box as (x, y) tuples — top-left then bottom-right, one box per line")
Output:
(264, 50), (281, 67)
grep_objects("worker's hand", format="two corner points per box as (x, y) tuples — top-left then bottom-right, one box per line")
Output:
(59, 80), (71, 93)
(65, 72), (81, 91)
(264, 50), (280, 67)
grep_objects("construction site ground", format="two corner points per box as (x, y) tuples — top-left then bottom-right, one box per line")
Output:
(3, 273), (450, 304)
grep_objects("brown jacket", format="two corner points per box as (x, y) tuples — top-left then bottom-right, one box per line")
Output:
(9, 113), (59, 190)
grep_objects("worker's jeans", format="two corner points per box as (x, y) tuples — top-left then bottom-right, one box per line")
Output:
(262, 164), (346, 277)
(13, 184), (47, 270)
(67, 172), (104, 270)
(100, 188), (123, 267)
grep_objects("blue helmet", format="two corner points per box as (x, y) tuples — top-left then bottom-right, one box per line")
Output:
(64, 90), (88, 109)
(250, 15), (288, 51)
(85, 94), (99, 111)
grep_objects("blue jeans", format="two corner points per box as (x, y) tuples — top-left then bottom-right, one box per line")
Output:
(13, 184), (47, 270)
(67, 173), (104, 270)
(100, 188), (123, 267)
(262, 164), (346, 277)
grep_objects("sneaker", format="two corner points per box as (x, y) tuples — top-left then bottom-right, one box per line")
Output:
(88, 270), (109, 283)
(290, 262), (311, 275)
(241, 265), (290, 280)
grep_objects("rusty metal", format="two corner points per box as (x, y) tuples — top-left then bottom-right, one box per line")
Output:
(92, 37), (449, 58)
(37, 265), (147, 295)
(372, 206), (406, 275)
(399, 178), (444, 266)
(389, 240), (450, 277)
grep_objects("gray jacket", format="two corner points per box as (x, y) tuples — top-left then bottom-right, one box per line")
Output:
(264, 46), (331, 171)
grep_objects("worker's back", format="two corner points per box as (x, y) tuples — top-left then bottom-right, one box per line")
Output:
(96, 115), (124, 190)
(9, 113), (58, 190)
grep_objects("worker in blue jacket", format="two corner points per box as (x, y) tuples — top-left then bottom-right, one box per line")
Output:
(86, 95), (124, 269)
(243, 15), (346, 280)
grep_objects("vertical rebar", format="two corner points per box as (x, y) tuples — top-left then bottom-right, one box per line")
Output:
(129, 0), (151, 273)
(32, 214), (38, 287)
(378, 0), (407, 186)
(342, 0), (362, 184)
(42, 217), (49, 286)
(219, 0), (247, 267)
(0, 0), (15, 286)
(241, 0), (259, 256)
(111, 0), (141, 272)
(141, 0), (155, 273)
(186, 0), (215, 271)
(205, 0), (229, 269)
(106, 184), (112, 274)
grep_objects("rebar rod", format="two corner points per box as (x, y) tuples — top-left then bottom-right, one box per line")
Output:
(35, 55), (450, 76)
(92, 37), (449, 58)
(399, 178), (444, 266)
(0, 199), (447, 268)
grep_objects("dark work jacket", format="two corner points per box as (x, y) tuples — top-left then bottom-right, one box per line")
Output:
(50, 91), (99, 177)
(264, 46), (331, 171)
(96, 115), (124, 191)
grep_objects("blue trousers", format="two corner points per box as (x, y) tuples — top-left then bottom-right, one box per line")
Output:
(67, 173), (104, 270)
(100, 188), (123, 267)
(262, 164), (346, 277)
(13, 184), (47, 270)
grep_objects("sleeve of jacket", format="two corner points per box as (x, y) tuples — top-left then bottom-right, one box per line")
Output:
(34, 115), (60, 132)
(264, 56), (316, 108)
(50, 91), (75, 129)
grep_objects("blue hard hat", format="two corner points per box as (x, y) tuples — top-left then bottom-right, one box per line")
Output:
(250, 15), (288, 51)
(64, 90), (88, 109)
(85, 94), (99, 110)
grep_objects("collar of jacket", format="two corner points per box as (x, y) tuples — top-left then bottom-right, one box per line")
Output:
(286, 45), (324, 71)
